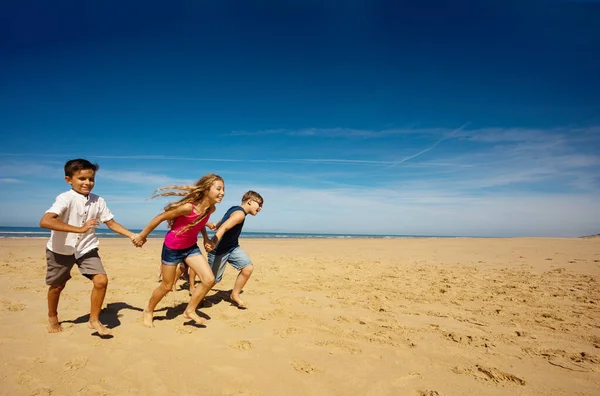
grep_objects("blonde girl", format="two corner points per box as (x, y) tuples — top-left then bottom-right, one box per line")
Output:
(133, 174), (224, 327)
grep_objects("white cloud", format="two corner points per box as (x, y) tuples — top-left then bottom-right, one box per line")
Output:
(238, 185), (600, 237)
(99, 170), (191, 186)
(225, 127), (452, 138)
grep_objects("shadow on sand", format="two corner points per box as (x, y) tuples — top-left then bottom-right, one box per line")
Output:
(61, 302), (144, 338)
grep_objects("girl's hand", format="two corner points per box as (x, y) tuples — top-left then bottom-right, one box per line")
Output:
(132, 234), (146, 247)
(206, 222), (217, 230)
(204, 238), (216, 252)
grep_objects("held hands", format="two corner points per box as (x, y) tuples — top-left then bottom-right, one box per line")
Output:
(204, 236), (216, 252)
(206, 222), (217, 230)
(131, 233), (147, 248)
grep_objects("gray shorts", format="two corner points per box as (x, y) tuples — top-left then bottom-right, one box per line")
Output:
(45, 248), (106, 286)
(208, 246), (252, 283)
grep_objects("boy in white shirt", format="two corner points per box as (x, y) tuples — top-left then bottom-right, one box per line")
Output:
(40, 159), (138, 335)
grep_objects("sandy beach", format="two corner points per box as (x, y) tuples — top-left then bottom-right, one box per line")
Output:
(0, 237), (599, 396)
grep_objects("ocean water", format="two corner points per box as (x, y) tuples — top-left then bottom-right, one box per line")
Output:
(0, 226), (453, 239)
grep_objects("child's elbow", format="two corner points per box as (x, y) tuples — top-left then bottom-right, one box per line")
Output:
(39, 216), (50, 229)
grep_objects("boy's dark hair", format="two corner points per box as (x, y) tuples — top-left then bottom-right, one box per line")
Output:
(242, 190), (263, 205)
(64, 159), (99, 177)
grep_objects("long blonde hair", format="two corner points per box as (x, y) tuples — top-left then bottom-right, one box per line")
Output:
(150, 173), (224, 233)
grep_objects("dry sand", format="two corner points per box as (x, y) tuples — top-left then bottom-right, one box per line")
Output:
(0, 237), (599, 396)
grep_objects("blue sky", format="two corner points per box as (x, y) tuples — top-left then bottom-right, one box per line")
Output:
(1, 1), (599, 237)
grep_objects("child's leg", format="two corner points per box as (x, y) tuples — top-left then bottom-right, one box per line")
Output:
(181, 262), (189, 280)
(228, 247), (253, 308)
(77, 249), (111, 336)
(88, 274), (111, 336)
(172, 264), (183, 292)
(45, 249), (75, 333)
(144, 264), (177, 327)
(189, 267), (196, 295)
(47, 284), (66, 333)
(231, 264), (253, 308)
(182, 254), (215, 325)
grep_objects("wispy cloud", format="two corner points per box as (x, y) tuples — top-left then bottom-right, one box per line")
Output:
(100, 170), (191, 186)
(235, 185), (600, 237)
(223, 125), (600, 147)
(0, 162), (60, 178)
(225, 127), (450, 138)
(459, 125), (600, 143)
(0, 178), (22, 183)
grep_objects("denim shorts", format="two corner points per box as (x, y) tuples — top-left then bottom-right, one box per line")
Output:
(161, 243), (202, 266)
(207, 246), (252, 283)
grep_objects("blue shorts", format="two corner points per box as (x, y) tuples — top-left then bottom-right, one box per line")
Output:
(208, 246), (252, 283)
(161, 243), (202, 266)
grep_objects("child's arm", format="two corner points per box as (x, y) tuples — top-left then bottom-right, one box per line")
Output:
(211, 211), (245, 245)
(201, 226), (215, 251)
(104, 219), (136, 240)
(133, 205), (192, 244)
(40, 213), (99, 234)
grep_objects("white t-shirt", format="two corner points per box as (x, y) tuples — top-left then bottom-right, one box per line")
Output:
(45, 189), (115, 258)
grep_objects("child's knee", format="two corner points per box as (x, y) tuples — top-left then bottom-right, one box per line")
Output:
(203, 273), (215, 287)
(92, 274), (108, 289)
(49, 284), (66, 293)
(160, 281), (174, 293)
(242, 264), (254, 275)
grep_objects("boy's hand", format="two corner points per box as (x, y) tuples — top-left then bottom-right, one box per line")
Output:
(206, 222), (217, 230)
(204, 239), (216, 252)
(132, 234), (146, 247)
(80, 218), (99, 233)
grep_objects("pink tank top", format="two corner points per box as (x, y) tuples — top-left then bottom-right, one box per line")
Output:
(164, 203), (211, 249)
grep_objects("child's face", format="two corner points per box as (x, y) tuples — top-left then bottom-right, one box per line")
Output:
(247, 199), (262, 216)
(65, 169), (95, 196)
(207, 180), (225, 204)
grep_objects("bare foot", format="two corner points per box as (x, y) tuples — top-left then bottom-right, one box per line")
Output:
(88, 320), (112, 336)
(48, 316), (63, 333)
(142, 310), (154, 328)
(183, 310), (206, 325)
(230, 294), (247, 309)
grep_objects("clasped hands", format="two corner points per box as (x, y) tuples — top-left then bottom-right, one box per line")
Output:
(131, 234), (146, 248)
(204, 236), (216, 253)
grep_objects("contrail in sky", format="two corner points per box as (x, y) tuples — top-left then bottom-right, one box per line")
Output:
(386, 122), (470, 168)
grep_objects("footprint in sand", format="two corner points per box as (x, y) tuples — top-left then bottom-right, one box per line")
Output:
(292, 360), (318, 374)
(475, 365), (526, 385)
(274, 326), (305, 338)
(220, 386), (261, 395)
(30, 388), (53, 396)
(452, 365), (525, 386)
(390, 372), (421, 386)
(64, 357), (88, 371)
(229, 340), (253, 350)
(314, 339), (361, 354)
(1, 300), (26, 312)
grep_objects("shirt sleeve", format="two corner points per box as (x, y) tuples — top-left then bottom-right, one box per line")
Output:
(45, 193), (69, 216)
(97, 198), (115, 223)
